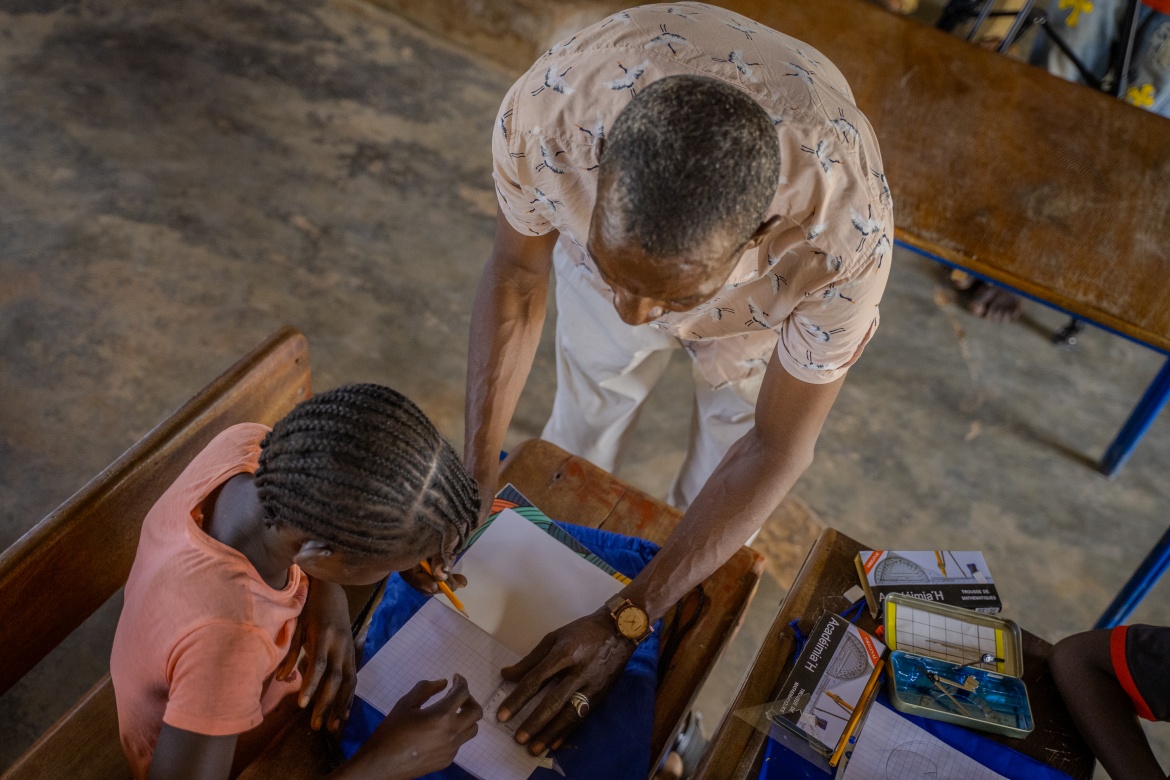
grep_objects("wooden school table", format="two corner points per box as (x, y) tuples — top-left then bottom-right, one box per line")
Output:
(238, 437), (767, 778)
(693, 527), (1095, 780)
(493, 438), (767, 771)
(718, 0), (1170, 479)
(720, 0), (1170, 630)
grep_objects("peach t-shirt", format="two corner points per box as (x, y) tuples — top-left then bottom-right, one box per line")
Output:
(493, 2), (893, 387)
(110, 423), (308, 779)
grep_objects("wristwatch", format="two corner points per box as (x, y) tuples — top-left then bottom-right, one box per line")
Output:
(605, 594), (654, 644)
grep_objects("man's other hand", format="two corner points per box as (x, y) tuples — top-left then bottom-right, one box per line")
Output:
(496, 609), (634, 754)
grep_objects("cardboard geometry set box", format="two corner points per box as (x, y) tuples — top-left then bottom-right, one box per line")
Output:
(856, 550), (1002, 618)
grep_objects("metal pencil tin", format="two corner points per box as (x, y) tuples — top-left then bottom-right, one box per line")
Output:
(883, 594), (1033, 738)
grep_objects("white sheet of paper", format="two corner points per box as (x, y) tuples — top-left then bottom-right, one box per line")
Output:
(840, 701), (1009, 780)
(356, 508), (625, 779)
(448, 508), (623, 656)
(355, 600), (546, 780)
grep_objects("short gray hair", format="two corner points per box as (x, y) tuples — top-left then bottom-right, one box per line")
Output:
(598, 74), (780, 259)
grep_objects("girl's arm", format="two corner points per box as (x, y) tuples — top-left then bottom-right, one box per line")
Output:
(146, 676), (482, 780)
(148, 726), (237, 780)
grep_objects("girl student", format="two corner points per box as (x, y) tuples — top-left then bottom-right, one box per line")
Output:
(111, 383), (482, 780)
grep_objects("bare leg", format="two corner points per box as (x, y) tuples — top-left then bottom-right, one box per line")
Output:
(949, 270), (1024, 322)
(968, 282), (1023, 322)
(1050, 631), (1168, 780)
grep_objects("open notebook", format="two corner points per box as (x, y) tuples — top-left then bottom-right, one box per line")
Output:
(355, 508), (624, 779)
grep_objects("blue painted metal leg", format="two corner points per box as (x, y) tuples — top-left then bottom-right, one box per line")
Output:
(1099, 358), (1170, 477)
(1095, 525), (1170, 628)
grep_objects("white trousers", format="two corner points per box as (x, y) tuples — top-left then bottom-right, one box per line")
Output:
(542, 240), (764, 510)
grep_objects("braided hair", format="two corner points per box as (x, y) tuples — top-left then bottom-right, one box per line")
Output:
(254, 383), (478, 566)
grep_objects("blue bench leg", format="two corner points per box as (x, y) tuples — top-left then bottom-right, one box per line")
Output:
(1099, 358), (1170, 477)
(1095, 525), (1170, 628)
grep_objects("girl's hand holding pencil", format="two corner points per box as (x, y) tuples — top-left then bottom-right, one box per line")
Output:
(400, 560), (470, 617)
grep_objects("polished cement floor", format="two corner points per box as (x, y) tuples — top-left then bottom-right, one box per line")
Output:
(3, 0), (1169, 773)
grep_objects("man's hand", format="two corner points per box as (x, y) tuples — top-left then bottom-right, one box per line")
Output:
(342, 677), (482, 780)
(275, 579), (355, 733)
(496, 609), (634, 755)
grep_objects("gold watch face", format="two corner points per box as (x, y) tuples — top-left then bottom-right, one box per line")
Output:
(616, 604), (649, 638)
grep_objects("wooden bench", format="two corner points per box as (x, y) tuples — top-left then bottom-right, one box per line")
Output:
(2, 334), (764, 779)
(1, 327), (312, 779)
(694, 527), (1097, 780)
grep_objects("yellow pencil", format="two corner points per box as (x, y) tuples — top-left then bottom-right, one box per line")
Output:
(830, 658), (884, 767)
(935, 550), (947, 577)
(419, 560), (469, 618)
(825, 690), (855, 713)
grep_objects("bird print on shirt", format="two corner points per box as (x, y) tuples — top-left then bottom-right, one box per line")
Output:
(647, 24), (690, 54)
(546, 36), (577, 57)
(813, 249), (843, 272)
(576, 112), (605, 149)
(850, 204), (883, 252)
(801, 140), (842, 175)
(531, 63), (574, 96)
(745, 298), (771, 328)
(785, 62), (815, 87)
(535, 137), (568, 174)
(498, 109), (512, 141)
(828, 109), (859, 145)
(873, 233), (891, 268)
(803, 320), (847, 343)
(601, 11), (631, 27)
(794, 47), (824, 68)
(605, 61), (651, 95)
(804, 350), (829, 370)
(664, 6), (699, 19)
(820, 282), (855, 304)
(709, 305), (735, 321)
(724, 18), (757, 39)
(872, 168), (892, 207)
(527, 188), (564, 213)
(769, 272), (788, 291)
(712, 51), (760, 82)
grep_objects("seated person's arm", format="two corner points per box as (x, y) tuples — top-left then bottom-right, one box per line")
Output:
(1050, 629), (1168, 780)
(149, 727), (238, 780)
(148, 677), (481, 780)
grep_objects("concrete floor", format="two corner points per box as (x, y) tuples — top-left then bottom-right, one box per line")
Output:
(3, 0), (1170, 774)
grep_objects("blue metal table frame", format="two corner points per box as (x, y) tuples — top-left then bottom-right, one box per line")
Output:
(897, 240), (1170, 479)
(898, 240), (1170, 629)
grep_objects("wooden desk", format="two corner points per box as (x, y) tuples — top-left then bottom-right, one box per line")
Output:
(739, 0), (1170, 479)
(496, 438), (767, 770)
(239, 438), (767, 778)
(695, 528), (1095, 780)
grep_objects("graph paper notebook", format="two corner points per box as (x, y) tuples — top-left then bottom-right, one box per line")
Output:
(355, 508), (623, 779)
(840, 700), (1008, 780)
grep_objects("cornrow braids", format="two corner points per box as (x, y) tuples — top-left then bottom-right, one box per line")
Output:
(255, 384), (478, 564)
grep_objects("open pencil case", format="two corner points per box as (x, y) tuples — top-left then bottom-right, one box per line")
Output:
(883, 593), (1033, 738)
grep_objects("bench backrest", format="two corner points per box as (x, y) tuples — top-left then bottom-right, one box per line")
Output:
(0, 327), (311, 697)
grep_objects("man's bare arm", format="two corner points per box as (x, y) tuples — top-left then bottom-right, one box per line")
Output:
(624, 350), (843, 616)
(464, 209), (559, 521)
(498, 349), (844, 752)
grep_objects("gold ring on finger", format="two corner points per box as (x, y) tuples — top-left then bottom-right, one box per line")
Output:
(569, 691), (590, 718)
